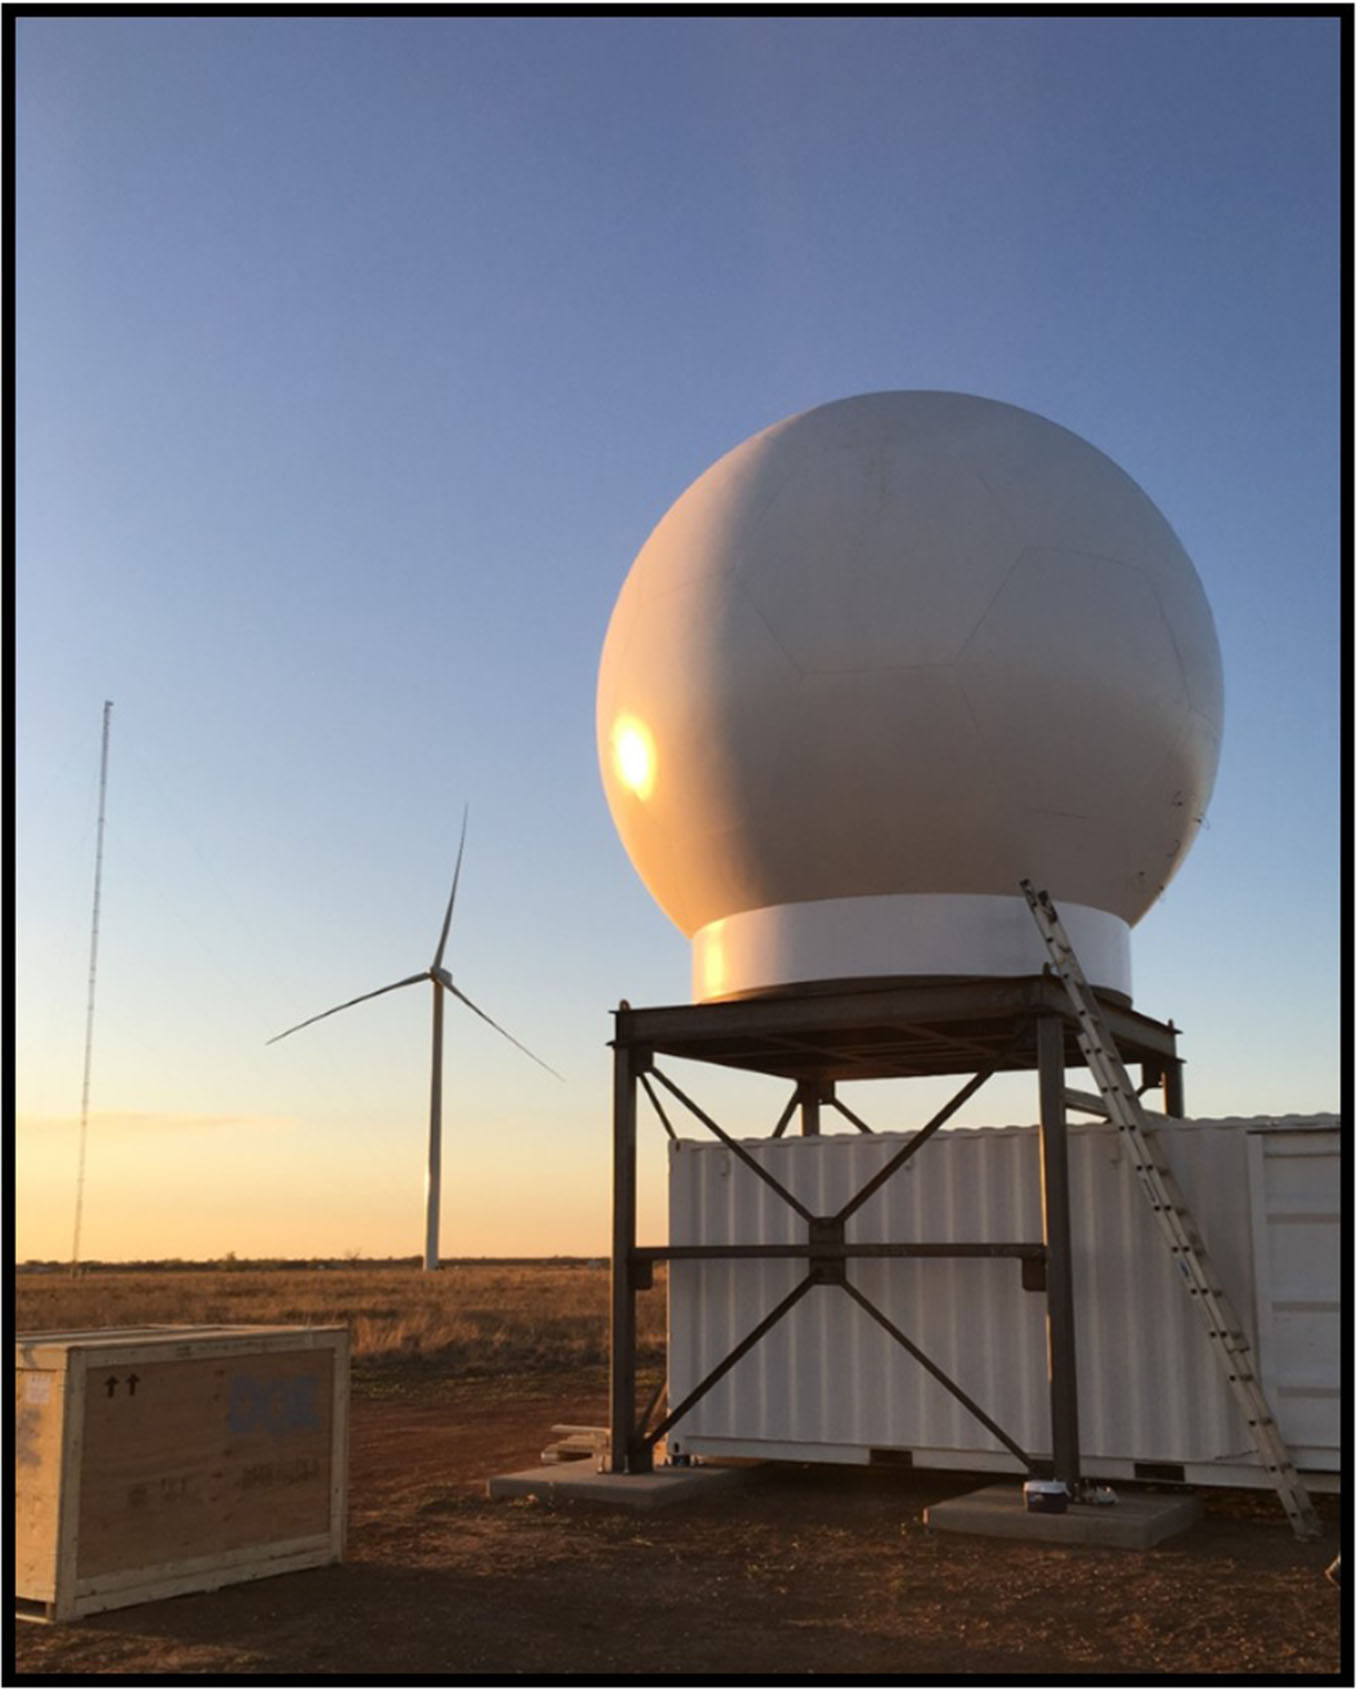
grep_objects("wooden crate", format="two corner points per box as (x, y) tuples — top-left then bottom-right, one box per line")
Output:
(15, 1324), (348, 1622)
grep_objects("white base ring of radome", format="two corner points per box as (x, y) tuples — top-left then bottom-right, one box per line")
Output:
(691, 893), (1132, 1003)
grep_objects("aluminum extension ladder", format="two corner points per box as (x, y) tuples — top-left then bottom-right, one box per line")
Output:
(1020, 880), (1323, 1541)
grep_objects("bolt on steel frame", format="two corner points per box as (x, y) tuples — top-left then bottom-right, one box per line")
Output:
(608, 976), (1184, 1487)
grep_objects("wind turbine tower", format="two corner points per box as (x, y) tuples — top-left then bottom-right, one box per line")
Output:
(269, 810), (560, 1269)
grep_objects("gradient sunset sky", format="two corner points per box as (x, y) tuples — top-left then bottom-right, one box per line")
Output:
(16, 15), (1341, 1261)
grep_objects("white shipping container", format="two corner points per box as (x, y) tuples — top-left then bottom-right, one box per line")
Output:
(667, 1116), (1340, 1490)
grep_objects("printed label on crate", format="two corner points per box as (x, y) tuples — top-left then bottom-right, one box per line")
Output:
(240, 1456), (322, 1490)
(227, 1372), (322, 1436)
(126, 1475), (194, 1511)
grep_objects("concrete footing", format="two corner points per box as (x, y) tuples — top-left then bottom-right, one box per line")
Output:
(925, 1483), (1201, 1549)
(487, 1462), (749, 1511)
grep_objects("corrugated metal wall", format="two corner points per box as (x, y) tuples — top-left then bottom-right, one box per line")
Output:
(667, 1116), (1340, 1478)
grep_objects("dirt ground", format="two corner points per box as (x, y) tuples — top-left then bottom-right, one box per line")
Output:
(14, 1367), (1345, 1679)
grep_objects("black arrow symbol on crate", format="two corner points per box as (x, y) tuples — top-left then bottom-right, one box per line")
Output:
(104, 1377), (119, 1398)
(127, 1374), (140, 1396)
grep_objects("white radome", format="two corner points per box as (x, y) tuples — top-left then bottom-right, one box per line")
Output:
(597, 391), (1223, 1003)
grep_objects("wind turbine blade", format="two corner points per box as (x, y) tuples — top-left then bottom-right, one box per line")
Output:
(267, 972), (428, 1045)
(432, 804), (470, 971)
(441, 979), (564, 1080)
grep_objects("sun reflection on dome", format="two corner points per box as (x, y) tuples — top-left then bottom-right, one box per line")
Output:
(612, 716), (656, 801)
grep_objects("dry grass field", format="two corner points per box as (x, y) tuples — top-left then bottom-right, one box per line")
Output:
(16, 1261), (666, 1378)
(13, 1265), (1345, 1678)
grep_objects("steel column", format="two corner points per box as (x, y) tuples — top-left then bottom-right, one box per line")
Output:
(1037, 1011), (1081, 1490)
(609, 1036), (651, 1473)
(1163, 1057), (1185, 1119)
(799, 1078), (824, 1136)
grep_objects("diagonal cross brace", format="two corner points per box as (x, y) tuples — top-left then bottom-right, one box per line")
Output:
(649, 1061), (1002, 1232)
(646, 1065), (817, 1224)
(834, 1064), (999, 1225)
(645, 1275), (816, 1448)
(840, 1280), (1036, 1470)
(827, 1094), (875, 1134)
(637, 1070), (678, 1141)
(649, 1271), (1034, 1471)
(769, 1089), (801, 1139)
(638, 1050), (1033, 1472)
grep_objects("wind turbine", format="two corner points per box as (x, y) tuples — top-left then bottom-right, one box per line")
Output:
(268, 809), (561, 1270)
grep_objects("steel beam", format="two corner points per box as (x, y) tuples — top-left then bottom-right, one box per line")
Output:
(613, 977), (1180, 1074)
(618, 978), (1045, 1046)
(634, 1242), (1044, 1263)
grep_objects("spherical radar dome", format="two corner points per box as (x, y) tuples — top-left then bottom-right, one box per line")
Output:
(597, 391), (1223, 1004)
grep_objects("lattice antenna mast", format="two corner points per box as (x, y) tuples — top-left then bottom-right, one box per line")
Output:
(71, 699), (113, 1277)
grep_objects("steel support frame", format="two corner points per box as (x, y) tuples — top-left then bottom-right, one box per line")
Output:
(609, 1054), (1036, 1475)
(608, 997), (1181, 1480)
(610, 1064), (1039, 1471)
(635, 1074), (1046, 1451)
(614, 1041), (1015, 1476)
(604, 979), (1188, 1479)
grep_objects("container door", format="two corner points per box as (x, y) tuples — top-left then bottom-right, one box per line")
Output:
(1246, 1127), (1341, 1471)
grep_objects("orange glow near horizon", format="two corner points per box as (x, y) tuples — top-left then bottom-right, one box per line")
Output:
(611, 715), (656, 800)
(13, 1109), (648, 1263)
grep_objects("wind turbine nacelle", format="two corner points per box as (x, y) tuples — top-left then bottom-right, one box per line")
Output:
(596, 391), (1223, 1004)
